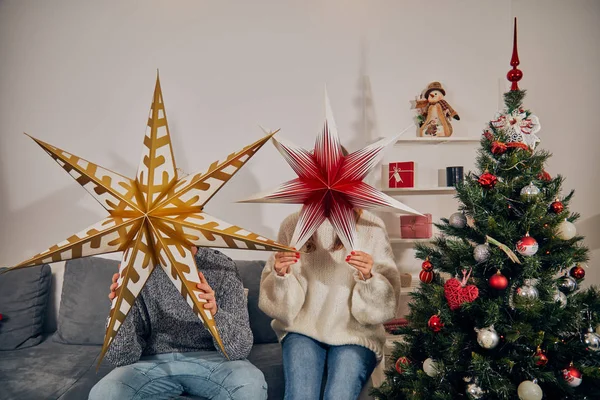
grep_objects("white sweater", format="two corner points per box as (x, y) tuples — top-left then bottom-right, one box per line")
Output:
(258, 210), (401, 360)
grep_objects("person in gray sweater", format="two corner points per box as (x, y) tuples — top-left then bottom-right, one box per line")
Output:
(89, 246), (267, 400)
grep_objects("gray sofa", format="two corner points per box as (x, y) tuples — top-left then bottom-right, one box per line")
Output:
(0, 257), (286, 400)
(0, 257), (376, 400)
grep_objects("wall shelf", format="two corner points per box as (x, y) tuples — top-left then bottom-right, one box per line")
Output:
(389, 237), (433, 244)
(383, 187), (457, 195)
(395, 136), (480, 144)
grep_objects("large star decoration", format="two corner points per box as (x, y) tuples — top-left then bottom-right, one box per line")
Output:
(7, 75), (293, 366)
(242, 92), (422, 251)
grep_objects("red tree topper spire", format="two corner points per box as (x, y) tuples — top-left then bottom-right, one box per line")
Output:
(507, 17), (523, 91)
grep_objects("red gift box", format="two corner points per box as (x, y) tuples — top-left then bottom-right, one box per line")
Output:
(400, 213), (432, 238)
(388, 162), (415, 188)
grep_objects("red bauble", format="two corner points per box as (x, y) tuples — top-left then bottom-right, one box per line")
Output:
(550, 200), (564, 214)
(489, 271), (509, 290)
(395, 356), (410, 374)
(516, 234), (539, 257)
(419, 270), (434, 284)
(562, 365), (583, 387)
(570, 265), (586, 280)
(538, 170), (552, 182)
(421, 260), (433, 271)
(444, 278), (479, 310)
(534, 348), (548, 366)
(428, 315), (444, 332)
(478, 172), (498, 189)
(0, 313), (3, 321)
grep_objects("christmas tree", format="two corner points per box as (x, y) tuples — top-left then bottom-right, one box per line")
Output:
(372, 20), (600, 400)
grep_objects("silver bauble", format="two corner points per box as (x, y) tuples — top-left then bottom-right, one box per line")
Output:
(559, 276), (578, 293)
(449, 212), (467, 228)
(552, 290), (567, 308)
(476, 326), (500, 349)
(466, 382), (485, 399)
(516, 279), (539, 301)
(584, 327), (600, 352)
(520, 182), (540, 201)
(473, 244), (490, 263)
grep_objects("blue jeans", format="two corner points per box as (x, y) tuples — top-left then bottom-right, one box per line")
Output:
(282, 333), (377, 400)
(88, 351), (267, 400)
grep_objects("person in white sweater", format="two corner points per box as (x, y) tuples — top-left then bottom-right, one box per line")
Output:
(259, 210), (401, 400)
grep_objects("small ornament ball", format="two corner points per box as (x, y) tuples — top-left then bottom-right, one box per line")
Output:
(516, 234), (538, 257)
(428, 315), (444, 332)
(476, 326), (500, 349)
(419, 270), (434, 284)
(489, 271), (508, 290)
(520, 182), (540, 201)
(550, 199), (564, 214)
(559, 276), (578, 294)
(449, 212), (467, 228)
(534, 347), (548, 366)
(553, 289), (567, 308)
(421, 259), (433, 271)
(557, 219), (577, 240)
(423, 358), (439, 377)
(570, 264), (585, 280)
(562, 364), (583, 387)
(517, 380), (543, 400)
(466, 382), (485, 400)
(584, 327), (600, 352)
(516, 280), (539, 302)
(473, 244), (490, 263)
(395, 356), (411, 374)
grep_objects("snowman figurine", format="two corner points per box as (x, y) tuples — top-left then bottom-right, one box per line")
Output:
(414, 82), (460, 137)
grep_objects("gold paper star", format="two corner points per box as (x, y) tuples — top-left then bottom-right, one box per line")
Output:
(7, 75), (293, 365)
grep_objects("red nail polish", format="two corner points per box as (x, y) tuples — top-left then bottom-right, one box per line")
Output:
(351, 251), (355, 255)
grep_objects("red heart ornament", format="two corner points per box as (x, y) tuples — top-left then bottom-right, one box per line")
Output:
(444, 271), (479, 310)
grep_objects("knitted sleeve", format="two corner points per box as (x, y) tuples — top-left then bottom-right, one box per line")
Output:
(195, 250), (253, 361)
(351, 216), (400, 326)
(258, 213), (308, 326)
(104, 293), (149, 367)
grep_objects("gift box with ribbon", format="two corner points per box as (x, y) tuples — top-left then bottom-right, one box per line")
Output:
(386, 161), (415, 188)
(400, 213), (433, 238)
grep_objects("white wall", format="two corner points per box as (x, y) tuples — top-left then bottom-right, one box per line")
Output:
(1, 1), (598, 287)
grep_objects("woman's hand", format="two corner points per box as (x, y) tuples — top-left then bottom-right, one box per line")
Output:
(274, 251), (300, 276)
(346, 251), (373, 280)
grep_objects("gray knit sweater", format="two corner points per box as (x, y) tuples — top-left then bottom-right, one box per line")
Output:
(105, 248), (253, 367)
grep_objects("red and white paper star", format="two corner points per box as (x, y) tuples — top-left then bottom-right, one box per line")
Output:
(243, 92), (422, 251)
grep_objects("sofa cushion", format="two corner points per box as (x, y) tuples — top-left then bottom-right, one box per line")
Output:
(0, 264), (51, 350)
(54, 257), (119, 345)
(235, 260), (278, 344)
(0, 335), (110, 400)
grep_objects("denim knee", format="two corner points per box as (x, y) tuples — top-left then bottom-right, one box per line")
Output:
(226, 364), (268, 400)
(89, 378), (136, 400)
